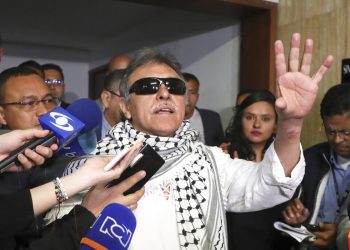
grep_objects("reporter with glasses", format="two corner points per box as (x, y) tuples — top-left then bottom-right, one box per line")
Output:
(0, 67), (68, 194)
(0, 66), (71, 247)
(283, 84), (350, 250)
(42, 63), (70, 108)
(0, 67), (145, 248)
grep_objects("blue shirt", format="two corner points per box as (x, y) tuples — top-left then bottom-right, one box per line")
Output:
(317, 152), (350, 223)
(101, 114), (112, 140)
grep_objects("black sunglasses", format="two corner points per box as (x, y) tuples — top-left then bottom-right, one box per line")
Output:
(129, 77), (186, 95)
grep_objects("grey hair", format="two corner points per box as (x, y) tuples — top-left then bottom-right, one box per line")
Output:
(119, 47), (184, 101)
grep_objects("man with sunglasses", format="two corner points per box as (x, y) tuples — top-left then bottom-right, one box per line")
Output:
(98, 69), (125, 140)
(42, 63), (70, 108)
(283, 84), (350, 250)
(62, 33), (333, 249)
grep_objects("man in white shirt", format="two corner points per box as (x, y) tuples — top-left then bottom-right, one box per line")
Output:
(62, 33), (333, 249)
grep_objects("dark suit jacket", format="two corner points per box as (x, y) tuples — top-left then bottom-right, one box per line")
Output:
(196, 107), (224, 146)
(0, 156), (76, 249)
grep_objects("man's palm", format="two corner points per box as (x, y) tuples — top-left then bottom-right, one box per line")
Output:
(277, 72), (319, 120)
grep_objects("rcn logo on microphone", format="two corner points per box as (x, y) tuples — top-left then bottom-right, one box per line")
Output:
(99, 216), (133, 247)
(80, 203), (136, 250)
(39, 106), (85, 148)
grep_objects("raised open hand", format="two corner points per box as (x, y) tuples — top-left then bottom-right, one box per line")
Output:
(274, 33), (333, 121)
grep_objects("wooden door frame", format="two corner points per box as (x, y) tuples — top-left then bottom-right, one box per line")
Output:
(89, 0), (277, 98)
(124, 0), (277, 92)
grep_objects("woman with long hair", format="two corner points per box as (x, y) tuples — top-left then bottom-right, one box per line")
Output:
(226, 89), (276, 161)
(225, 90), (291, 250)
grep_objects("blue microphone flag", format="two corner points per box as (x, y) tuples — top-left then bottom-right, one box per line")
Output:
(66, 98), (102, 133)
(38, 106), (85, 149)
(56, 99), (102, 156)
(0, 106), (85, 173)
(80, 203), (136, 250)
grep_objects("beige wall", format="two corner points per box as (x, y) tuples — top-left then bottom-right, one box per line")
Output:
(277, 0), (349, 148)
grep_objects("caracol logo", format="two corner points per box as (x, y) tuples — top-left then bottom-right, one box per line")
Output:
(49, 112), (74, 131)
(99, 216), (133, 247)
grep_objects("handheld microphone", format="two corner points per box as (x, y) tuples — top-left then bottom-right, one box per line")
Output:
(39, 106), (85, 148)
(80, 203), (136, 250)
(0, 106), (85, 173)
(0, 98), (102, 173)
(56, 98), (102, 157)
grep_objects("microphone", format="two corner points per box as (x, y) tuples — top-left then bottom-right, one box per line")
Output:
(55, 98), (102, 157)
(0, 105), (85, 173)
(39, 106), (85, 149)
(80, 203), (136, 250)
(0, 98), (102, 173)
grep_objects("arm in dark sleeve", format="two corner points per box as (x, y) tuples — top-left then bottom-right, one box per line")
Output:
(214, 113), (224, 146)
(199, 108), (224, 146)
(0, 189), (36, 239)
(28, 205), (96, 250)
(207, 110), (224, 146)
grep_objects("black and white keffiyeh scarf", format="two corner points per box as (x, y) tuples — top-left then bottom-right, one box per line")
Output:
(65, 120), (227, 249)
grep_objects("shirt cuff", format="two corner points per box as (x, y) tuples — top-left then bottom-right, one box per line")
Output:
(262, 142), (305, 188)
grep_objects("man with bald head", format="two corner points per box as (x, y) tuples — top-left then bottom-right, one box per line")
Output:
(107, 54), (130, 73)
(95, 54), (130, 111)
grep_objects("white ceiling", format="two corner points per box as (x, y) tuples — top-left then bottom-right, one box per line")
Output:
(0, 0), (237, 62)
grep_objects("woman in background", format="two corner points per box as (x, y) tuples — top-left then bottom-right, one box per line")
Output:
(226, 89), (276, 161)
(223, 88), (258, 143)
(225, 90), (291, 250)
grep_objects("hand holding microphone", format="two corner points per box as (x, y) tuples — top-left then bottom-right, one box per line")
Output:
(0, 117), (143, 248)
(0, 98), (102, 173)
(79, 170), (145, 249)
(70, 146), (146, 250)
(0, 129), (58, 172)
(0, 105), (84, 173)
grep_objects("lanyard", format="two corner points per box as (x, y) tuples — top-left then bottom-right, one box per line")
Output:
(330, 165), (350, 214)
